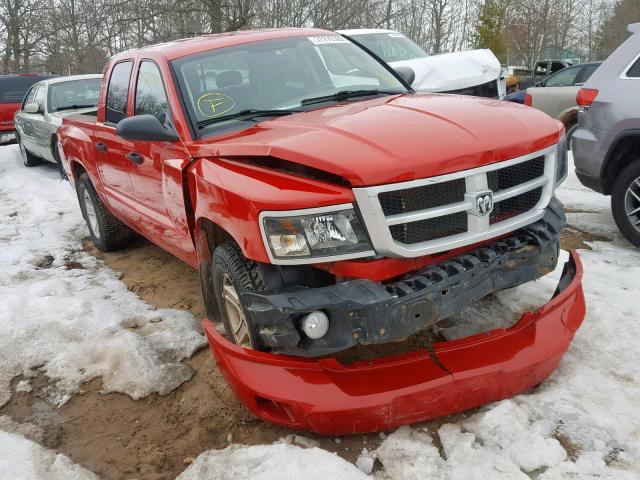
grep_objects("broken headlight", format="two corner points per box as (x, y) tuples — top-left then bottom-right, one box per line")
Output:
(261, 206), (373, 263)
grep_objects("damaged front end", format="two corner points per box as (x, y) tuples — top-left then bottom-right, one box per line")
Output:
(202, 202), (586, 434)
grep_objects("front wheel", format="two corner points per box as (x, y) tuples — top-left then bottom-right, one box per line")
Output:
(611, 160), (640, 247)
(76, 173), (134, 251)
(18, 137), (40, 167)
(212, 242), (266, 350)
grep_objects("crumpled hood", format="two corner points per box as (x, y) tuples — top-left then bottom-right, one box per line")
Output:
(191, 94), (561, 187)
(390, 49), (502, 93)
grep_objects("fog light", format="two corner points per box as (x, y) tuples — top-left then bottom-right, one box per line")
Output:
(301, 311), (329, 340)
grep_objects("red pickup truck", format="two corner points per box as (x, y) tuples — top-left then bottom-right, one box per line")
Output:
(58, 28), (585, 434)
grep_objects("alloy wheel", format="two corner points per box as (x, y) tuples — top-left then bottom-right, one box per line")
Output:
(221, 274), (252, 348)
(83, 189), (100, 239)
(625, 176), (640, 234)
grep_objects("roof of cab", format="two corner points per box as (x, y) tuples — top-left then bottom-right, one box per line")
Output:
(109, 28), (334, 63)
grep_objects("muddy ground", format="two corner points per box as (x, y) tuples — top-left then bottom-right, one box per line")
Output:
(0, 227), (608, 479)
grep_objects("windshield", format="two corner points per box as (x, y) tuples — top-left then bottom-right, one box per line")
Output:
(351, 33), (428, 62)
(48, 78), (102, 112)
(172, 35), (407, 134)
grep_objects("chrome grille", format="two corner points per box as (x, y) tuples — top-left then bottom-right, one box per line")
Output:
(353, 145), (557, 257)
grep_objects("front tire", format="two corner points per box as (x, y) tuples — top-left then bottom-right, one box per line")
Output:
(611, 160), (640, 247)
(76, 173), (134, 251)
(212, 242), (266, 350)
(18, 137), (40, 167)
(52, 139), (67, 180)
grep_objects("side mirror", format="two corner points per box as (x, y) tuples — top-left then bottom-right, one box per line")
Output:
(394, 66), (415, 87)
(24, 103), (40, 114)
(116, 115), (179, 142)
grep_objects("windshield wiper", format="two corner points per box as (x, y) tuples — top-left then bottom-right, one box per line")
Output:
(54, 104), (96, 112)
(300, 89), (404, 106)
(196, 109), (302, 129)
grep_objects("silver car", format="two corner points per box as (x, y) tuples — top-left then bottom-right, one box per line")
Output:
(14, 74), (102, 176)
(573, 22), (640, 246)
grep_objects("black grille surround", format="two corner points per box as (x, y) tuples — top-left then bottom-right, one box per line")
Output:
(390, 212), (468, 244)
(491, 187), (543, 225)
(379, 178), (466, 216)
(488, 156), (545, 191)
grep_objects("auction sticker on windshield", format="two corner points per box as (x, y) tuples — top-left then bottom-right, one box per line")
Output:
(308, 36), (350, 45)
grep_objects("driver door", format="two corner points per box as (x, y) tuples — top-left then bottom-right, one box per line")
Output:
(126, 60), (195, 263)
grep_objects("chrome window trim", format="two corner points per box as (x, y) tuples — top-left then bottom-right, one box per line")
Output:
(353, 145), (557, 258)
(258, 202), (376, 265)
(620, 51), (640, 80)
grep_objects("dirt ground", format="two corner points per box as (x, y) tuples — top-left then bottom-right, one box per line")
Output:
(0, 228), (609, 479)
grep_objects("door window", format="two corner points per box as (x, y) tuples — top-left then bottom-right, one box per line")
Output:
(33, 85), (46, 113)
(577, 64), (599, 83)
(134, 61), (169, 124)
(545, 66), (581, 87)
(626, 56), (640, 78)
(105, 61), (133, 124)
(22, 86), (38, 110)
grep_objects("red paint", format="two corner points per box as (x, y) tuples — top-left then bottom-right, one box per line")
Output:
(203, 251), (585, 435)
(56, 29), (581, 433)
(0, 103), (20, 133)
(576, 88), (599, 107)
(524, 93), (533, 106)
(59, 28), (563, 268)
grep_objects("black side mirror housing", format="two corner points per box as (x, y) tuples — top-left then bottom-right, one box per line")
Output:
(394, 66), (415, 87)
(116, 115), (179, 142)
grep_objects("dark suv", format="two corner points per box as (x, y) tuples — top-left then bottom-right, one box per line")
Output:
(573, 23), (640, 246)
(0, 73), (57, 144)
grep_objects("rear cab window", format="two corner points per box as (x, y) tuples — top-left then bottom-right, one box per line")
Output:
(105, 61), (134, 124)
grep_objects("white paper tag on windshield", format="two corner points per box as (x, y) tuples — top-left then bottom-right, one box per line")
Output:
(309, 35), (350, 45)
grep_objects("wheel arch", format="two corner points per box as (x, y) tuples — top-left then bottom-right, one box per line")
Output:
(601, 130), (640, 195)
(194, 217), (235, 322)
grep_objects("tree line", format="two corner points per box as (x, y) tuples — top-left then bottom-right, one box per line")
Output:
(0, 0), (637, 75)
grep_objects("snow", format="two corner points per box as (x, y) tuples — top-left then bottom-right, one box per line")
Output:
(176, 442), (368, 480)
(2, 141), (640, 479)
(0, 428), (97, 479)
(0, 144), (206, 408)
(182, 156), (640, 479)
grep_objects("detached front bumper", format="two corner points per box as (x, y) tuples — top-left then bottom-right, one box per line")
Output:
(203, 251), (585, 435)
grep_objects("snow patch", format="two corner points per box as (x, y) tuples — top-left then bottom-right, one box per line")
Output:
(0, 145), (206, 407)
(176, 442), (368, 480)
(0, 429), (98, 479)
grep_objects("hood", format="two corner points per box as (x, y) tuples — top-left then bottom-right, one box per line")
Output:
(0, 103), (20, 131)
(390, 49), (502, 93)
(190, 94), (561, 187)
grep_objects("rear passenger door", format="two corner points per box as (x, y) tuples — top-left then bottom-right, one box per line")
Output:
(95, 61), (136, 198)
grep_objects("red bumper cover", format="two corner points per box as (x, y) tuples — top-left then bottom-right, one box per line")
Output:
(203, 251), (585, 435)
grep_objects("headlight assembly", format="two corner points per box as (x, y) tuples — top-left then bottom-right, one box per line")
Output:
(261, 205), (374, 263)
